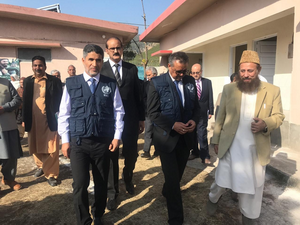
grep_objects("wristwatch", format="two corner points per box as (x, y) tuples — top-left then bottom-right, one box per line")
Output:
(263, 125), (268, 133)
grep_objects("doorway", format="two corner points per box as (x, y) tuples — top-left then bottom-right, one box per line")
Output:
(254, 36), (277, 84)
(230, 44), (247, 76)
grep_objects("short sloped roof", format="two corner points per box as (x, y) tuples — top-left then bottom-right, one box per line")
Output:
(0, 4), (138, 43)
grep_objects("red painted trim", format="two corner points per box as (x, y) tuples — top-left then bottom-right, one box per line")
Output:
(0, 41), (61, 48)
(151, 50), (173, 57)
(139, 0), (186, 41)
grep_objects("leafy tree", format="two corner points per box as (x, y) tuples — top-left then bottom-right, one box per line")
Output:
(123, 42), (136, 61)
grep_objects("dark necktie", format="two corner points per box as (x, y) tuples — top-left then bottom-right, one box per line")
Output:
(174, 80), (183, 104)
(89, 78), (96, 94)
(114, 64), (122, 86)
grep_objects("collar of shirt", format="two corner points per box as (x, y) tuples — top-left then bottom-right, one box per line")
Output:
(32, 74), (48, 79)
(168, 72), (183, 84)
(83, 71), (100, 85)
(109, 58), (122, 68)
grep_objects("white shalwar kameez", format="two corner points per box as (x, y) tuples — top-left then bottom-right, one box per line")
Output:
(209, 92), (266, 219)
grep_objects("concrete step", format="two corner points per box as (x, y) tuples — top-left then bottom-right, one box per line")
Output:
(267, 146), (300, 189)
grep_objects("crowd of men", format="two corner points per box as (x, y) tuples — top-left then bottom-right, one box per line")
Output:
(0, 36), (284, 225)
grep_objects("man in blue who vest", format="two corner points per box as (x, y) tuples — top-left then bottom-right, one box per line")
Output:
(58, 44), (125, 225)
(147, 52), (200, 225)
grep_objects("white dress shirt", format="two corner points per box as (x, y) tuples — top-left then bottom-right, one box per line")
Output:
(168, 72), (185, 106)
(58, 71), (125, 144)
(109, 59), (123, 80)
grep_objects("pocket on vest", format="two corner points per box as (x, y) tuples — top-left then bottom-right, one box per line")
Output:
(70, 119), (85, 134)
(71, 100), (85, 115)
(69, 84), (82, 98)
(160, 98), (172, 110)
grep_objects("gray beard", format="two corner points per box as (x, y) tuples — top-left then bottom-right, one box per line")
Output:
(236, 75), (261, 93)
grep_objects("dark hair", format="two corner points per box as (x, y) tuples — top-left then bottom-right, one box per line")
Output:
(83, 44), (104, 59)
(230, 72), (238, 82)
(168, 52), (189, 67)
(32, 56), (46, 66)
(105, 37), (123, 49)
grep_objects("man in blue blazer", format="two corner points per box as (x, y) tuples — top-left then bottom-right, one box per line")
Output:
(147, 52), (200, 225)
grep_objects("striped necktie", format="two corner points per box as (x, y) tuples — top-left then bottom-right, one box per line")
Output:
(114, 64), (122, 86)
(196, 79), (201, 100)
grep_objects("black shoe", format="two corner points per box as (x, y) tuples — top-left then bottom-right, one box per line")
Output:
(188, 154), (198, 160)
(141, 152), (151, 158)
(34, 168), (44, 177)
(47, 177), (58, 187)
(107, 198), (117, 210)
(125, 182), (135, 195)
(93, 217), (103, 225)
(153, 151), (159, 158)
(242, 214), (255, 225)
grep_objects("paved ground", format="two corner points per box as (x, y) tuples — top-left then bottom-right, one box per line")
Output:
(0, 134), (300, 225)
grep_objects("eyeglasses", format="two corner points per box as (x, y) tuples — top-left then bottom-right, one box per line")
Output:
(108, 47), (122, 51)
(191, 71), (201, 75)
(175, 69), (187, 75)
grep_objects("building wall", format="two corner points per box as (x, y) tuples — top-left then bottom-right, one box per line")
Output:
(158, 13), (297, 149)
(159, 0), (296, 52)
(0, 17), (123, 81)
(191, 15), (293, 114)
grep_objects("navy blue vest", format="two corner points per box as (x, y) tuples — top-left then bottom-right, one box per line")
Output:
(66, 74), (116, 139)
(152, 73), (195, 124)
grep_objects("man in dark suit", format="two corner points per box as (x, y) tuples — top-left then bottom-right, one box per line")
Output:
(147, 52), (200, 225)
(23, 56), (62, 187)
(101, 37), (144, 209)
(189, 63), (214, 164)
(140, 66), (158, 159)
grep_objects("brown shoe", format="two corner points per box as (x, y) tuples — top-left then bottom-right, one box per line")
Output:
(1, 178), (22, 191)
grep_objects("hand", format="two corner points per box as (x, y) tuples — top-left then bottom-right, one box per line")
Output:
(0, 106), (4, 115)
(251, 118), (266, 133)
(109, 139), (120, 152)
(184, 120), (196, 133)
(139, 121), (145, 134)
(214, 144), (219, 155)
(173, 122), (189, 135)
(61, 143), (70, 158)
(208, 114), (212, 119)
(22, 122), (25, 127)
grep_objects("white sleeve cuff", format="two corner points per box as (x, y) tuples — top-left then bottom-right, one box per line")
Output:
(114, 130), (122, 140)
(61, 133), (70, 144)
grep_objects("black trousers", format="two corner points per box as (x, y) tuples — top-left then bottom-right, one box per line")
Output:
(159, 137), (190, 225)
(122, 129), (139, 184)
(107, 121), (139, 199)
(107, 148), (119, 199)
(0, 158), (17, 181)
(70, 137), (110, 225)
(192, 116), (210, 161)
